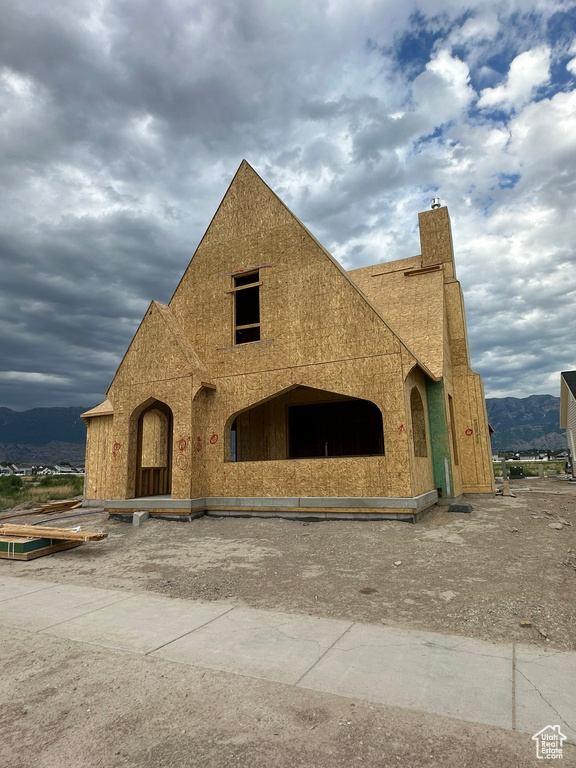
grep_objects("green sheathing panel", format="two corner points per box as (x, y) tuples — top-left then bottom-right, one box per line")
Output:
(426, 380), (454, 498)
(0, 537), (57, 553)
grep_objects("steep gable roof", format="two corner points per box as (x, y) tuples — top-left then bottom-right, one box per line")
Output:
(169, 160), (439, 381)
(108, 300), (214, 394)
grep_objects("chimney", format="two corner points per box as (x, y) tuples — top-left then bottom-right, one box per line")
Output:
(418, 204), (455, 269)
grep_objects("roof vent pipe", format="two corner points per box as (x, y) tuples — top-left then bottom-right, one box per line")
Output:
(431, 198), (441, 209)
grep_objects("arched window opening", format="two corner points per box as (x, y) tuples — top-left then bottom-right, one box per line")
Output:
(410, 387), (427, 458)
(228, 386), (384, 462)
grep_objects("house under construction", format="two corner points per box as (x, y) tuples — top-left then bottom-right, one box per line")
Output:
(82, 161), (494, 520)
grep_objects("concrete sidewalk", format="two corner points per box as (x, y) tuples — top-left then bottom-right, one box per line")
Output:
(0, 574), (574, 743)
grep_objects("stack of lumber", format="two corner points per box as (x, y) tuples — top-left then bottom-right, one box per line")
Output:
(36, 500), (83, 513)
(0, 499), (83, 524)
(0, 524), (107, 561)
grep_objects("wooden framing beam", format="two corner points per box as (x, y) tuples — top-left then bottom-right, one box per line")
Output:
(0, 524), (107, 542)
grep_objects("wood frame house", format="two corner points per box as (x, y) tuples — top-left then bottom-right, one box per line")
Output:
(82, 161), (494, 520)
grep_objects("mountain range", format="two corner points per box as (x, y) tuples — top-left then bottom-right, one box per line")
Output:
(485, 394), (566, 451)
(0, 406), (88, 464)
(0, 395), (567, 463)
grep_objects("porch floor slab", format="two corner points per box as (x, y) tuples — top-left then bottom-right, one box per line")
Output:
(103, 491), (438, 520)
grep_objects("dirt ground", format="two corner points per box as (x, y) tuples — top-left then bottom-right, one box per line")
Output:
(1, 478), (576, 767)
(3, 625), (568, 768)
(2, 477), (575, 651)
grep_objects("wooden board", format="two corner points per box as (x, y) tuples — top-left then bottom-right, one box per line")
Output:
(0, 524), (107, 542)
(0, 539), (82, 560)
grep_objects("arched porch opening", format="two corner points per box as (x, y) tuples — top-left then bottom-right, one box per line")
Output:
(134, 400), (173, 497)
(227, 386), (384, 462)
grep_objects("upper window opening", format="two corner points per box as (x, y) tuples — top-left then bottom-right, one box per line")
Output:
(235, 272), (259, 287)
(234, 271), (260, 344)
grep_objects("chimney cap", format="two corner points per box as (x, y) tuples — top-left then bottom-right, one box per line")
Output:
(431, 197), (441, 209)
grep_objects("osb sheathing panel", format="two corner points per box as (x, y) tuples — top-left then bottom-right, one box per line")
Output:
(442, 303), (453, 378)
(109, 301), (209, 394)
(208, 456), (389, 499)
(404, 367), (434, 496)
(88, 376), (196, 500)
(84, 415), (113, 500)
(349, 266), (445, 379)
(418, 207), (455, 267)
(207, 356), (412, 496)
(187, 357), (413, 499)
(140, 410), (169, 467)
(452, 372), (495, 494)
(168, 162), (405, 380)
(349, 255), (421, 279)
(444, 281), (471, 367)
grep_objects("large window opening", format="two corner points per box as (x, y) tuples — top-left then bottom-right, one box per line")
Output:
(410, 386), (427, 458)
(227, 387), (384, 462)
(233, 271), (260, 344)
(289, 400), (384, 458)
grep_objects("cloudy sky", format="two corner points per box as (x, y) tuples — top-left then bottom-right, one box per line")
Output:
(1, 0), (575, 410)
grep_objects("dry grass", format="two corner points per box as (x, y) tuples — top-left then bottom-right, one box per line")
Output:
(0, 476), (83, 512)
(493, 460), (565, 477)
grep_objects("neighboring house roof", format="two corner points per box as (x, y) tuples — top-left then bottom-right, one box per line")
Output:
(559, 371), (576, 428)
(561, 371), (576, 398)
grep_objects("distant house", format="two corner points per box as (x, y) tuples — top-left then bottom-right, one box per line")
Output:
(560, 371), (576, 476)
(0, 465), (14, 476)
(10, 463), (33, 476)
(54, 464), (74, 474)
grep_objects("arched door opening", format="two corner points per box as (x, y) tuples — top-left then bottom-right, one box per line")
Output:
(135, 401), (173, 497)
(228, 386), (384, 462)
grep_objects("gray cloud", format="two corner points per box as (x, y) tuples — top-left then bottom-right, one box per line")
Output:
(0, 0), (574, 409)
